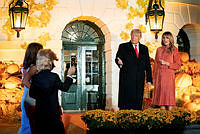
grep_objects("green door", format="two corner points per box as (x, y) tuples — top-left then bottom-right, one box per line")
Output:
(62, 45), (105, 111)
(61, 20), (106, 112)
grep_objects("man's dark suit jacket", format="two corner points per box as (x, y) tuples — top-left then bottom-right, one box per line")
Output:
(30, 69), (73, 134)
(115, 41), (152, 110)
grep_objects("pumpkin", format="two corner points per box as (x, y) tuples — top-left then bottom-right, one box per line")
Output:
(6, 64), (19, 74)
(6, 76), (21, 85)
(5, 81), (18, 89)
(190, 93), (200, 101)
(189, 63), (200, 74)
(184, 102), (197, 111)
(182, 93), (190, 102)
(4, 76), (21, 89)
(193, 98), (200, 104)
(177, 62), (189, 73)
(176, 86), (199, 103)
(175, 72), (192, 88)
(192, 73), (200, 87)
(179, 52), (189, 63)
(0, 72), (9, 82)
(0, 63), (6, 74)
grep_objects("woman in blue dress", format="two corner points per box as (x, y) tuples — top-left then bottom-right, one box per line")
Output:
(18, 43), (43, 134)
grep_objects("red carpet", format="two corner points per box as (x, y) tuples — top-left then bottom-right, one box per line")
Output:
(62, 113), (87, 134)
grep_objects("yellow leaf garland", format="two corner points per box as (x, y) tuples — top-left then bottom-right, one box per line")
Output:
(1, 0), (58, 39)
(125, 22), (134, 30)
(116, 0), (165, 40)
(28, 16), (40, 27)
(36, 32), (51, 47)
(120, 31), (130, 40)
(116, 0), (128, 10)
(20, 42), (29, 49)
(138, 24), (146, 33)
(20, 32), (51, 49)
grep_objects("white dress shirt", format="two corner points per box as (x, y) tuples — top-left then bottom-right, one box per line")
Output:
(132, 43), (139, 53)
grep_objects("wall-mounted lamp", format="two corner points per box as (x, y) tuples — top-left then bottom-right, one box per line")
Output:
(9, 0), (29, 38)
(146, 0), (165, 39)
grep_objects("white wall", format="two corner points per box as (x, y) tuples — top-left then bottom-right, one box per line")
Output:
(0, 0), (200, 110)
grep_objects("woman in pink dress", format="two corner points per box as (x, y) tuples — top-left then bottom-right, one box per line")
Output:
(152, 31), (181, 110)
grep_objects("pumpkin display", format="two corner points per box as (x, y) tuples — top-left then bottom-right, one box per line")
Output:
(175, 72), (192, 88)
(144, 46), (200, 112)
(179, 52), (189, 63)
(6, 64), (19, 74)
(0, 61), (23, 122)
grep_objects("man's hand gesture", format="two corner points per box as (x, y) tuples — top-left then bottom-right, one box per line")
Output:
(117, 57), (123, 66)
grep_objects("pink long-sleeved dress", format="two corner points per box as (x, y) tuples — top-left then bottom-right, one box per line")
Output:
(152, 46), (181, 106)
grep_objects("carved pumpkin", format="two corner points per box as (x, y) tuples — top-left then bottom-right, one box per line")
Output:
(179, 52), (189, 63)
(175, 72), (192, 88)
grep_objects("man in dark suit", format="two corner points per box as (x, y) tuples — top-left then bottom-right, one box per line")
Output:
(115, 29), (152, 110)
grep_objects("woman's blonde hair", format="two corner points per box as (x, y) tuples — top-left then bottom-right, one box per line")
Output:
(161, 31), (176, 53)
(36, 49), (58, 72)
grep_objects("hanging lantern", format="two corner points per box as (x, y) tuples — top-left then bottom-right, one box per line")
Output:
(146, 0), (165, 39)
(9, 0), (29, 38)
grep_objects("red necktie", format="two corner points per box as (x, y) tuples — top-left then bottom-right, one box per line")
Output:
(134, 44), (139, 58)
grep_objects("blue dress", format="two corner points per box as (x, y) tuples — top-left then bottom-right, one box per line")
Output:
(18, 67), (36, 134)
(18, 86), (31, 134)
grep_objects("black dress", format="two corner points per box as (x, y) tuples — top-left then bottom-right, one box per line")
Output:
(115, 41), (152, 110)
(30, 69), (73, 134)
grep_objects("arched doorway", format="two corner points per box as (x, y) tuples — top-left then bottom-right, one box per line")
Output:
(178, 24), (200, 62)
(61, 20), (106, 111)
(177, 29), (190, 57)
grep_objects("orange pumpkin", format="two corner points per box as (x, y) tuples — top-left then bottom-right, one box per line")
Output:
(4, 76), (21, 89)
(0, 63), (6, 74)
(192, 73), (200, 87)
(175, 72), (192, 88)
(184, 102), (197, 111)
(6, 64), (19, 74)
(179, 52), (189, 63)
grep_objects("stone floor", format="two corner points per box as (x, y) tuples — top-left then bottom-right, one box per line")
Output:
(0, 118), (200, 134)
(0, 113), (87, 134)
